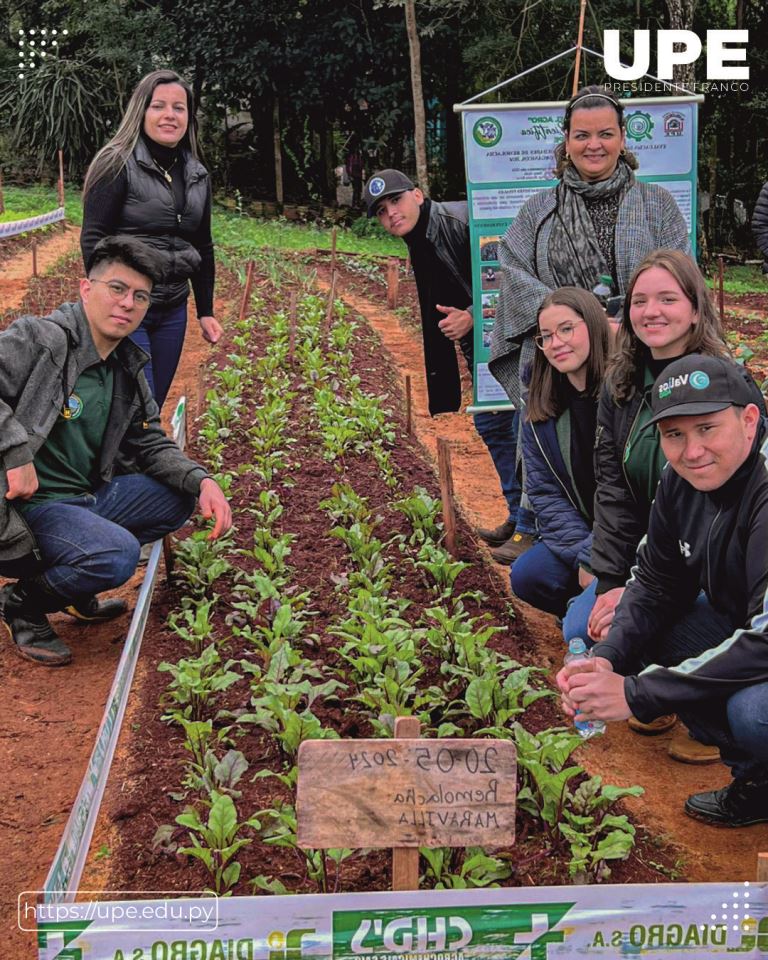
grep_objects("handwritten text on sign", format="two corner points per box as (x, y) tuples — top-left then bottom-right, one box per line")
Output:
(297, 739), (516, 848)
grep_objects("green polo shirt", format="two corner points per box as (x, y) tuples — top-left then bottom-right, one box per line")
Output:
(23, 361), (114, 508)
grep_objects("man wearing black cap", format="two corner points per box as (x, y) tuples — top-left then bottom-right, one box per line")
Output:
(558, 354), (768, 826)
(363, 169), (535, 562)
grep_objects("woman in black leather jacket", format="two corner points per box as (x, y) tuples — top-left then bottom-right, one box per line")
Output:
(81, 70), (221, 409)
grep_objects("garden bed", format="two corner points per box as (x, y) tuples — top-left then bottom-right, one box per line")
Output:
(79, 259), (672, 900)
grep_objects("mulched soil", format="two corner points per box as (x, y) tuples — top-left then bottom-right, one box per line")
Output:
(88, 262), (679, 900)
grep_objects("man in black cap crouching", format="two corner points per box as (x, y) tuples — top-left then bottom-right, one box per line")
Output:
(558, 355), (768, 826)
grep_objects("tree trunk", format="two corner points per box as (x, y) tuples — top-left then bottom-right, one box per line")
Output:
(404, 0), (429, 194)
(273, 95), (284, 205)
(665, 0), (698, 90)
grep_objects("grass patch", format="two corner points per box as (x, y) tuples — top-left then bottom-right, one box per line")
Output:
(705, 263), (768, 294)
(212, 208), (404, 259)
(3, 184), (403, 259)
(0, 184), (83, 226)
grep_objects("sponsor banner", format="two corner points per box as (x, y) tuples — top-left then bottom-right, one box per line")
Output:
(41, 403), (186, 902)
(458, 99), (700, 407)
(0, 207), (65, 238)
(37, 883), (767, 959)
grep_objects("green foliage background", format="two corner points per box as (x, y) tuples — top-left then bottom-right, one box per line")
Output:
(0, 0), (766, 254)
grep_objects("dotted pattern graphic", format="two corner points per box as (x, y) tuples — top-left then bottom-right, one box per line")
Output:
(707, 882), (752, 933)
(17, 28), (68, 79)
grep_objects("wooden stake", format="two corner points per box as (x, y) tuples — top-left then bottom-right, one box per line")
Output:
(758, 852), (768, 881)
(238, 260), (255, 323)
(386, 257), (399, 309)
(392, 716), (421, 891)
(572, 0), (588, 96)
(437, 436), (458, 558)
(288, 289), (298, 360)
(196, 367), (206, 416)
(31, 239), (38, 278)
(404, 254), (411, 276)
(718, 255), (725, 322)
(57, 149), (65, 207)
(0, 167), (4, 216)
(405, 374), (413, 435)
(330, 226), (338, 275)
(325, 270), (337, 332)
(162, 534), (175, 581)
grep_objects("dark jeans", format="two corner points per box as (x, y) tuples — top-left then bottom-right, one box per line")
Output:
(473, 408), (535, 534)
(639, 594), (768, 779)
(23, 475), (195, 602)
(510, 540), (578, 617)
(130, 299), (188, 409)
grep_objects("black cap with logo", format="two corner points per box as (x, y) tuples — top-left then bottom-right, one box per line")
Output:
(363, 169), (416, 217)
(647, 355), (757, 427)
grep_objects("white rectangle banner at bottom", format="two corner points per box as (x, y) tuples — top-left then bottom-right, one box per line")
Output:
(36, 882), (767, 959)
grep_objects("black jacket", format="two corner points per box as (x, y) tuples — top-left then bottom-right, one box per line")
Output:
(600, 425), (768, 722)
(752, 181), (768, 270)
(81, 138), (214, 310)
(404, 199), (474, 415)
(590, 357), (766, 593)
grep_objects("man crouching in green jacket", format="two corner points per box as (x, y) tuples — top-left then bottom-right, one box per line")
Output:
(0, 235), (231, 666)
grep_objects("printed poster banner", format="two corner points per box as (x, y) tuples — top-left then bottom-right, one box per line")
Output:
(35, 882), (767, 959)
(457, 97), (700, 408)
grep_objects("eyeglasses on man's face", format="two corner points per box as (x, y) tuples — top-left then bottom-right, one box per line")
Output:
(90, 278), (152, 308)
(534, 318), (585, 350)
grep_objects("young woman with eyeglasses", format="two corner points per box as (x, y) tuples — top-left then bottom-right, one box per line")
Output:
(81, 70), (221, 409)
(560, 249), (767, 757)
(510, 288), (610, 617)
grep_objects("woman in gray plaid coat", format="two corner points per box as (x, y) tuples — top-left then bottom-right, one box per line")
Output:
(489, 86), (690, 408)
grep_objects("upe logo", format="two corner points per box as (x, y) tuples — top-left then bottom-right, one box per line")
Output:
(473, 117), (502, 148)
(603, 29), (749, 81)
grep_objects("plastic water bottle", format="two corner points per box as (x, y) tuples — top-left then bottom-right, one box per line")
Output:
(592, 274), (613, 306)
(564, 637), (606, 739)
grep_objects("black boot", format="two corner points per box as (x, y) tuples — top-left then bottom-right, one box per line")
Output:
(685, 771), (768, 826)
(64, 596), (128, 623)
(0, 578), (71, 666)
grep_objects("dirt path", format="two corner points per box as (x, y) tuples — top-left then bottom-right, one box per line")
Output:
(0, 228), (218, 959)
(0, 225), (81, 312)
(319, 276), (768, 883)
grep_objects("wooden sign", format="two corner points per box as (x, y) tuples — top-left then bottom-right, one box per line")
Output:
(297, 738), (516, 849)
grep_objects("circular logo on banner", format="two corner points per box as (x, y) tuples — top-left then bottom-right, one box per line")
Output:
(473, 117), (503, 148)
(690, 370), (710, 390)
(625, 110), (654, 142)
(368, 177), (386, 197)
(62, 394), (83, 420)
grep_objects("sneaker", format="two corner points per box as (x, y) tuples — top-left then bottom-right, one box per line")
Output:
(685, 774), (768, 826)
(667, 726), (721, 764)
(64, 596), (128, 623)
(475, 518), (516, 547)
(627, 713), (677, 735)
(0, 584), (72, 666)
(490, 532), (535, 564)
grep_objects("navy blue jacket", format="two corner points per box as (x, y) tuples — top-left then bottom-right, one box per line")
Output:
(522, 408), (592, 570)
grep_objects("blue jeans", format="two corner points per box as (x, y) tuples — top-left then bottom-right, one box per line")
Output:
(562, 578), (598, 644)
(24, 475), (195, 601)
(130, 300), (189, 409)
(473, 408), (535, 534)
(566, 588), (768, 778)
(640, 594), (768, 778)
(510, 540), (578, 617)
